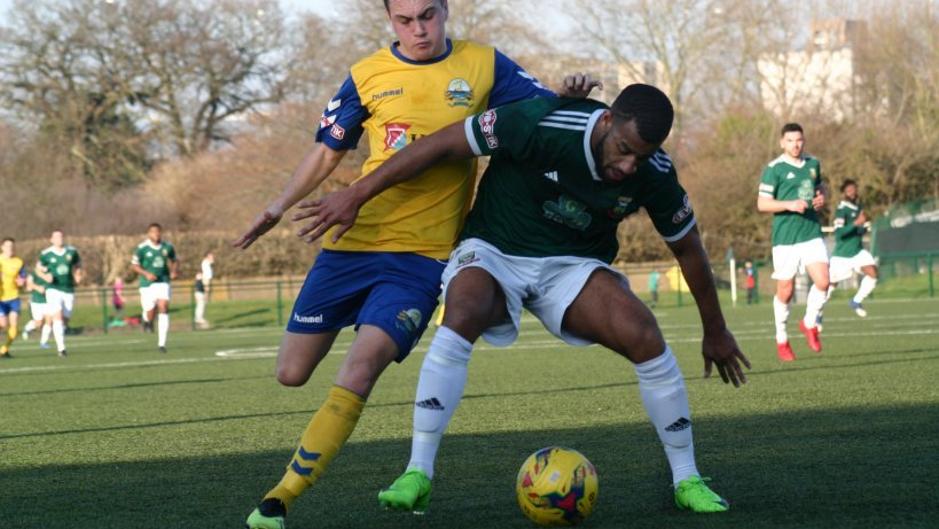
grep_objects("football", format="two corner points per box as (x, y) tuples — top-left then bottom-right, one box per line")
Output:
(515, 447), (599, 526)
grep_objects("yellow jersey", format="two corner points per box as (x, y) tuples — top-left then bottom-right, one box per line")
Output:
(316, 39), (553, 258)
(0, 255), (25, 302)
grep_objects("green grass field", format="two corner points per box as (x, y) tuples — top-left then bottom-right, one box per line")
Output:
(2, 297), (937, 529)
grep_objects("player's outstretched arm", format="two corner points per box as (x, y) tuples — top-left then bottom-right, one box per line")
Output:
(233, 143), (347, 249)
(293, 121), (476, 244)
(666, 227), (751, 387)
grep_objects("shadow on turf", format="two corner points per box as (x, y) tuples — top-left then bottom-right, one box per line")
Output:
(4, 350), (939, 441)
(0, 375), (274, 397)
(3, 404), (937, 529)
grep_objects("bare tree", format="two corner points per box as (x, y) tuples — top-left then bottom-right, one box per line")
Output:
(0, 0), (298, 161)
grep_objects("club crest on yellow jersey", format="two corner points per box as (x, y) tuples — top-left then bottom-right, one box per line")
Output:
(446, 78), (473, 107)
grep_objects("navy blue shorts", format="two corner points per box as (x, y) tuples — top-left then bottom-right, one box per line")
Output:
(286, 250), (446, 362)
(0, 299), (21, 316)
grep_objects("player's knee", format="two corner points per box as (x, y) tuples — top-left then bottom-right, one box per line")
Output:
(814, 278), (830, 292)
(276, 363), (313, 387)
(441, 305), (489, 341)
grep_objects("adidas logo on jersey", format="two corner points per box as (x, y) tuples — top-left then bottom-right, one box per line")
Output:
(544, 170), (558, 182)
(415, 397), (445, 410)
(786, 172), (796, 179)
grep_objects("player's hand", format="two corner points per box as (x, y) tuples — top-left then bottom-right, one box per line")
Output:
(856, 211), (868, 225)
(812, 190), (825, 211)
(786, 200), (807, 214)
(293, 188), (364, 244)
(559, 73), (602, 99)
(233, 207), (283, 250)
(701, 327), (750, 387)
(145, 272), (157, 282)
(170, 271), (178, 280)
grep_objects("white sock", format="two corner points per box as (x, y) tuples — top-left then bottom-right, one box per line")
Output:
(773, 295), (790, 344)
(24, 320), (38, 334)
(157, 313), (169, 347)
(407, 326), (473, 480)
(853, 276), (877, 303)
(52, 320), (66, 352)
(634, 347), (698, 486)
(803, 285), (828, 328)
(40, 323), (51, 346)
(142, 310), (150, 323)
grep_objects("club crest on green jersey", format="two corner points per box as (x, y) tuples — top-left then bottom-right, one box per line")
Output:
(543, 195), (592, 231)
(445, 78), (473, 107)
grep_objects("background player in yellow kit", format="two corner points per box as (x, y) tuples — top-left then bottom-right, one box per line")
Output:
(0, 238), (27, 358)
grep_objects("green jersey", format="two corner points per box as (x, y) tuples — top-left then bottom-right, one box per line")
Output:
(832, 199), (866, 258)
(462, 98), (695, 263)
(759, 155), (823, 246)
(132, 240), (177, 287)
(30, 271), (49, 304)
(38, 246), (81, 293)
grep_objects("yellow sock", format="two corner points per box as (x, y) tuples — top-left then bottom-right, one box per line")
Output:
(263, 385), (365, 509)
(5, 327), (16, 347)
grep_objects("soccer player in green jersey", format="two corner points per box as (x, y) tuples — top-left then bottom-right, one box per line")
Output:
(37, 230), (82, 357)
(829, 179), (877, 317)
(300, 84), (750, 514)
(131, 223), (178, 353)
(22, 271), (53, 349)
(757, 123), (830, 362)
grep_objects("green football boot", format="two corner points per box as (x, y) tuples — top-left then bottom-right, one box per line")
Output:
(377, 469), (432, 513)
(674, 476), (730, 513)
(245, 498), (286, 529)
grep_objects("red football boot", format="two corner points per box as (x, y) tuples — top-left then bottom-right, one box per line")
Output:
(798, 320), (822, 353)
(776, 341), (796, 362)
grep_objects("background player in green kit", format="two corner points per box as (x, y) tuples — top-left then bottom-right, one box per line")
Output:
(22, 270), (52, 349)
(757, 123), (830, 362)
(299, 84), (750, 515)
(131, 223), (178, 353)
(37, 230), (82, 357)
(829, 179), (877, 317)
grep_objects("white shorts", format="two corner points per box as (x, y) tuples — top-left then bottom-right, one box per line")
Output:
(829, 250), (877, 283)
(442, 238), (625, 347)
(30, 302), (48, 321)
(771, 238), (829, 280)
(45, 288), (75, 318)
(140, 283), (171, 312)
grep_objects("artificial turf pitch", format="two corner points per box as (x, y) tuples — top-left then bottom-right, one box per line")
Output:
(1, 298), (937, 528)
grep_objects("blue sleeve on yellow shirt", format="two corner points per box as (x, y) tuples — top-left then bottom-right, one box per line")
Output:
(315, 74), (369, 150)
(488, 50), (555, 108)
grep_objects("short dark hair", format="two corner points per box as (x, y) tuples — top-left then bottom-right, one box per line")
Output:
(781, 123), (803, 136)
(1, 237), (13, 244)
(610, 84), (674, 144)
(148, 223), (162, 231)
(383, 0), (389, 9)
(841, 179), (858, 192)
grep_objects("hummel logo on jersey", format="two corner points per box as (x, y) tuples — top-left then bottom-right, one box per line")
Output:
(786, 172), (796, 179)
(544, 171), (558, 182)
(665, 417), (691, 432)
(293, 313), (324, 324)
(416, 397), (445, 410)
(326, 98), (341, 111)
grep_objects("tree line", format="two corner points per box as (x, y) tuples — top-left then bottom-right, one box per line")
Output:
(2, 0), (937, 270)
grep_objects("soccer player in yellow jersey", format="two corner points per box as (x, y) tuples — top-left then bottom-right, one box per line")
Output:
(0, 238), (27, 358)
(234, 1), (592, 526)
